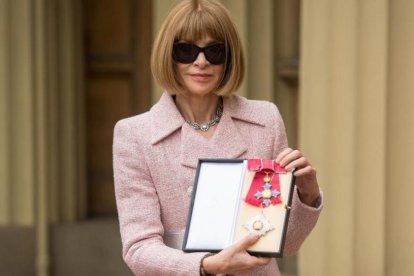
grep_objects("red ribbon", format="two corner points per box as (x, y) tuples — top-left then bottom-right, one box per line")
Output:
(245, 159), (286, 207)
(247, 159), (286, 173)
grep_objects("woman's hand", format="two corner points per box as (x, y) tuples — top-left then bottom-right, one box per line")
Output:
(276, 148), (320, 207)
(202, 234), (271, 275)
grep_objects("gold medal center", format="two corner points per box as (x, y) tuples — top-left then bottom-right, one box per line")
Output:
(253, 220), (263, 230)
(262, 189), (272, 199)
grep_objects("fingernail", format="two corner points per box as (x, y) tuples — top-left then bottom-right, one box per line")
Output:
(285, 166), (292, 171)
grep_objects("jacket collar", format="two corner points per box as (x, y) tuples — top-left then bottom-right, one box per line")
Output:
(150, 92), (184, 145)
(225, 95), (267, 127)
(150, 92), (266, 168)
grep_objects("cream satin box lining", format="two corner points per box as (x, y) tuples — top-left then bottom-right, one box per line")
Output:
(182, 159), (295, 257)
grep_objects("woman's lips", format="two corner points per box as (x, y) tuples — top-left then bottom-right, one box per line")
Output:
(190, 73), (212, 81)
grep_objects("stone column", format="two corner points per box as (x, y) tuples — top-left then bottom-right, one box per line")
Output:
(386, 1), (414, 275)
(246, 0), (274, 101)
(298, 0), (414, 275)
(0, 0), (36, 226)
(0, 0), (85, 275)
(0, 0), (10, 224)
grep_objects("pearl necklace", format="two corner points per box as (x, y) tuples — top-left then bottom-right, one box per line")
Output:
(185, 98), (223, 132)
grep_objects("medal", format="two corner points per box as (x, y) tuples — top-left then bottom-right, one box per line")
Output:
(253, 172), (281, 207)
(243, 212), (274, 236)
(245, 170), (283, 207)
(243, 159), (287, 236)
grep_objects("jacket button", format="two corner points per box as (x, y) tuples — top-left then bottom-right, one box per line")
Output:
(187, 186), (193, 196)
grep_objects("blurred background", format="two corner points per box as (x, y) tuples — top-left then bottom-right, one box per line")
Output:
(1, 0), (413, 275)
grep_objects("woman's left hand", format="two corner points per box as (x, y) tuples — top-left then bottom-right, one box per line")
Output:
(275, 148), (320, 207)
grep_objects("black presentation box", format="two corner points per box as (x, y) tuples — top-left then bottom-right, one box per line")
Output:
(182, 159), (295, 257)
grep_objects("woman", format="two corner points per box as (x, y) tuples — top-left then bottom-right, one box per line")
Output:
(113, 0), (322, 275)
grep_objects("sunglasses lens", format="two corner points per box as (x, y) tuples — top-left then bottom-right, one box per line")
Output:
(173, 43), (198, 64)
(205, 44), (225, 64)
(173, 42), (226, 64)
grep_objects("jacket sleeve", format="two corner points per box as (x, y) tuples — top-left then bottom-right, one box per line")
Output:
(282, 188), (323, 255)
(113, 120), (206, 275)
(269, 103), (323, 256)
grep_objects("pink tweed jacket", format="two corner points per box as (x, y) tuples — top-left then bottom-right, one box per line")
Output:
(113, 92), (322, 276)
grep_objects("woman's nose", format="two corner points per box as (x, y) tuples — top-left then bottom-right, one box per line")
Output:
(194, 52), (208, 67)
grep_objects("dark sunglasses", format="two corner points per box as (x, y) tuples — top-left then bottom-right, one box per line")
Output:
(172, 42), (226, 64)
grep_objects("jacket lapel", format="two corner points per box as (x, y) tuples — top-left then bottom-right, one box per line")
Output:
(150, 93), (184, 145)
(179, 96), (250, 168)
(150, 92), (265, 169)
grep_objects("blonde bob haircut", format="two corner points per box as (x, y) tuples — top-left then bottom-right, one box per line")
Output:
(151, 0), (245, 96)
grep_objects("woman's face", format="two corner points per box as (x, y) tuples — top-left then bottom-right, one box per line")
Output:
(175, 36), (225, 97)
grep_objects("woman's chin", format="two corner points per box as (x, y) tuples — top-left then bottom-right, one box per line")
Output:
(184, 85), (216, 97)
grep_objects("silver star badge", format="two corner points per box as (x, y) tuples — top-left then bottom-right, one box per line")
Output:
(243, 213), (274, 236)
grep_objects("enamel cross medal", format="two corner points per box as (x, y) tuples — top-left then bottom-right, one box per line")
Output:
(243, 159), (286, 236)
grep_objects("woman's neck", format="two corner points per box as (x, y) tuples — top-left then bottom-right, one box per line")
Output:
(175, 93), (220, 123)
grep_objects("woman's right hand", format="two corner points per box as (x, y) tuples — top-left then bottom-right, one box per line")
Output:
(201, 234), (271, 275)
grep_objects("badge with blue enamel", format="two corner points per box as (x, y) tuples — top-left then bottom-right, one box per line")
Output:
(243, 160), (286, 236)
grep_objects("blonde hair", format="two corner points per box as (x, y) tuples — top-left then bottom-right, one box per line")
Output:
(151, 0), (245, 96)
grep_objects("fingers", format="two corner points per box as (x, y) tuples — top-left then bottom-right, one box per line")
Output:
(276, 148), (309, 171)
(293, 165), (316, 178)
(255, 256), (271, 266)
(213, 234), (272, 274)
(275, 148), (294, 164)
(235, 234), (271, 266)
(234, 233), (260, 251)
(276, 148), (320, 205)
(285, 156), (307, 172)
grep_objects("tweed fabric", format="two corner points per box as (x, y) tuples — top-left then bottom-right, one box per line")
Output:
(113, 92), (323, 275)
